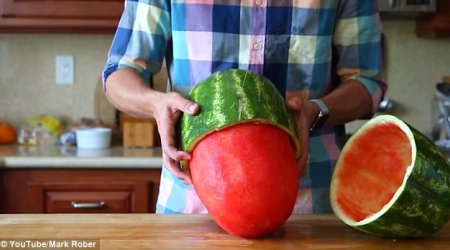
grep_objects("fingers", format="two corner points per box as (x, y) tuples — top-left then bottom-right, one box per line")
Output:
(157, 95), (194, 160)
(285, 93), (309, 177)
(159, 120), (193, 185)
(160, 138), (193, 185)
(297, 129), (309, 177)
(162, 151), (192, 185)
(286, 95), (302, 111)
(170, 92), (200, 116)
(155, 92), (199, 184)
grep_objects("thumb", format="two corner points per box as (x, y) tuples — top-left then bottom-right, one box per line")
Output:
(286, 95), (302, 111)
(183, 101), (200, 115)
(173, 94), (200, 115)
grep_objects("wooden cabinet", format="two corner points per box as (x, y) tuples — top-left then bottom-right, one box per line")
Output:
(0, 0), (124, 33)
(0, 168), (161, 213)
(416, 0), (450, 38)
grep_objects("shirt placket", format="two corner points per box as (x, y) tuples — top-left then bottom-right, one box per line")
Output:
(248, 0), (267, 74)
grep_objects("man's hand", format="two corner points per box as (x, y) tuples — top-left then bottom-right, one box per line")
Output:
(153, 92), (200, 185)
(286, 93), (319, 177)
(105, 68), (201, 185)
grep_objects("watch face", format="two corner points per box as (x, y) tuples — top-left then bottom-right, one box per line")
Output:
(310, 99), (329, 131)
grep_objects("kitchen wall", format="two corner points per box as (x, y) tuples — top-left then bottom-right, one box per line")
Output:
(1, 21), (450, 136)
(0, 34), (115, 128)
(347, 21), (450, 136)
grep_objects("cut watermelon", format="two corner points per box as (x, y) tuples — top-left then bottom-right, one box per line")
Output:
(330, 114), (450, 237)
(179, 69), (300, 237)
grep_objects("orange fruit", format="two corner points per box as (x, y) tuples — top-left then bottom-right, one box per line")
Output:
(0, 121), (17, 144)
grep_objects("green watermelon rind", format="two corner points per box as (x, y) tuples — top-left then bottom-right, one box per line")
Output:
(331, 114), (450, 238)
(179, 69), (300, 157)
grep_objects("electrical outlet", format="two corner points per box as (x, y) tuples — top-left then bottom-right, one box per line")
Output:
(55, 55), (75, 84)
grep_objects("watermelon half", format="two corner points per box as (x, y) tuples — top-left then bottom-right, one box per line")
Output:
(179, 69), (301, 237)
(180, 69), (300, 156)
(330, 114), (450, 237)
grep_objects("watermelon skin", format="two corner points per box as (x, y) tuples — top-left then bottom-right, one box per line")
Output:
(331, 115), (450, 238)
(189, 122), (299, 238)
(179, 69), (299, 156)
(356, 123), (450, 237)
(179, 69), (301, 237)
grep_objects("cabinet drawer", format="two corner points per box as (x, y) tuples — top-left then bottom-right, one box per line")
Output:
(1, 169), (161, 213)
(27, 179), (152, 213)
(45, 191), (131, 213)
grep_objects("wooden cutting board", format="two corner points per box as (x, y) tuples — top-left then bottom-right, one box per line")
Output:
(0, 214), (449, 250)
(443, 76), (450, 84)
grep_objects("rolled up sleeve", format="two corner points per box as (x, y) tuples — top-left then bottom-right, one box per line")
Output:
(102, 0), (172, 87)
(334, 0), (387, 114)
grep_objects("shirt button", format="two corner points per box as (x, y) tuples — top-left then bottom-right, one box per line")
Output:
(253, 43), (263, 50)
(255, 0), (263, 6)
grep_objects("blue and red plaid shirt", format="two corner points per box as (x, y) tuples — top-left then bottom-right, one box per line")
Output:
(103, 0), (386, 214)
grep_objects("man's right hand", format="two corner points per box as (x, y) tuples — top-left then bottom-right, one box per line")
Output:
(104, 68), (199, 185)
(152, 92), (200, 185)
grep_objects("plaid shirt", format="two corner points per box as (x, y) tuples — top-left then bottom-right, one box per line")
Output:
(103, 0), (386, 214)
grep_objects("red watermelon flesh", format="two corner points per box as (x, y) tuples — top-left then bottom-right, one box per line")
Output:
(189, 122), (299, 238)
(335, 122), (412, 222)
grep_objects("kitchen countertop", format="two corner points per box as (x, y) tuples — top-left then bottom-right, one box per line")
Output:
(0, 144), (162, 168)
(0, 214), (449, 250)
(1, 143), (448, 169)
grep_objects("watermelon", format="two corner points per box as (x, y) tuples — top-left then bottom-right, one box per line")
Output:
(330, 114), (450, 237)
(180, 69), (300, 156)
(179, 69), (301, 237)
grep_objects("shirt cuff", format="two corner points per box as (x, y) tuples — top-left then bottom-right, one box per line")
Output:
(102, 57), (153, 90)
(353, 76), (385, 115)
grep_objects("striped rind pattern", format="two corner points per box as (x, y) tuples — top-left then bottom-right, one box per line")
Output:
(179, 69), (299, 156)
(333, 115), (450, 238)
(356, 123), (450, 237)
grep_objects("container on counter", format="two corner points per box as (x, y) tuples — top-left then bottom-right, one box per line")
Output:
(76, 128), (112, 149)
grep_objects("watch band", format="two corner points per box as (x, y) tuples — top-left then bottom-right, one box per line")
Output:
(309, 99), (330, 131)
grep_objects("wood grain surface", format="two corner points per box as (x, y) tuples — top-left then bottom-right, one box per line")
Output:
(0, 214), (449, 249)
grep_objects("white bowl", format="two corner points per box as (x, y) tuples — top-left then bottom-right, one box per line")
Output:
(76, 128), (112, 149)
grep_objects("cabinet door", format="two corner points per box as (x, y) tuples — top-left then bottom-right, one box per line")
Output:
(0, 0), (124, 33)
(0, 168), (161, 213)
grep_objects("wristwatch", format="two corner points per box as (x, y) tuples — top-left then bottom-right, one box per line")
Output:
(309, 99), (329, 131)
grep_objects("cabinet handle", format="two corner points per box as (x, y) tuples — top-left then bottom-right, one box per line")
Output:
(71, 201), (106, 209)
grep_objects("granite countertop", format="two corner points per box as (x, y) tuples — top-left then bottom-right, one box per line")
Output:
(0, 144), (162, 169)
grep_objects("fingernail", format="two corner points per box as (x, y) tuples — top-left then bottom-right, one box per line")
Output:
(188, 103), (198, 113)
